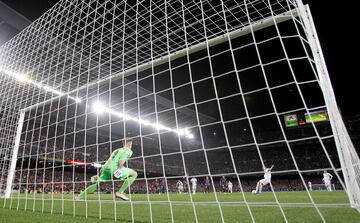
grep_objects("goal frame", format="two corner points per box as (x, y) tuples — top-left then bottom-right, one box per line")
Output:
(296, 0), (360, 211)
(3, 1), (360, 214)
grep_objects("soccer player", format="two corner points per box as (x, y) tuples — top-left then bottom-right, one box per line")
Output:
(204, 176), (210, 193)
(182, 176), (188, 193)
(323, 170), (333, 192)
(159, 178), (166, 194)
(176, 180), (184, 194)
(220, 176), (227, 193)
(154, 179), (160, 194)
(190, 177), (197, 194)
(227, 180), (233, 193)
(308, 181), (312, 191)
(76, 138), (137, 201)
(255, 164), (274, 194)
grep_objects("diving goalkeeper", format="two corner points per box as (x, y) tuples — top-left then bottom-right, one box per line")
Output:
(76, 138), (137, 201)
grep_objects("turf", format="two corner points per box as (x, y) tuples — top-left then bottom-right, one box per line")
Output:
(1, 191), (359, 222)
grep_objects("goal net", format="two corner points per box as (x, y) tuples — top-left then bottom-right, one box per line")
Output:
(0, 0), (359, 222)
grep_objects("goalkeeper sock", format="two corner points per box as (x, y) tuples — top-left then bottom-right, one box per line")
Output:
(119, 175), (136, 193)
(79, 182), (99, 198)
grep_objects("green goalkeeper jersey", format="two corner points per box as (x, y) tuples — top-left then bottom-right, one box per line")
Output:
(103, 146), (133, 170)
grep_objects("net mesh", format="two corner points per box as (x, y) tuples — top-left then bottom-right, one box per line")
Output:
(0, 0), (359, 222)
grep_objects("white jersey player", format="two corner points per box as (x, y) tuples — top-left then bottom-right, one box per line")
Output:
(323, 171), (333, 191)
(308, 181), (312, 191)
(190, 177), (197, 194)
(227, 181), (233, 193)
(176, 180), (184, 194)
(255, 165), (274, 194)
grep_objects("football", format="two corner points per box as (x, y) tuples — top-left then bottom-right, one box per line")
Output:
(251, 190), (256, 194)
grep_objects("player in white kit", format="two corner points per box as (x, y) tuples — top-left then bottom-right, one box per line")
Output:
(176, 180), (184, 194)
(322, 171), (333, 191)
(255, 165), (274, 194)
(227, 181), (233, 193)
(308, 181), (312, 191)
(190, 177), (197, 194)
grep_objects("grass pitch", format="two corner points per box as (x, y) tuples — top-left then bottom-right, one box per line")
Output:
(1, 191), (359, 222)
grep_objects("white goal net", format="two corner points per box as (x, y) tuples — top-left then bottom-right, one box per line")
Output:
(0, 0), (359, 222)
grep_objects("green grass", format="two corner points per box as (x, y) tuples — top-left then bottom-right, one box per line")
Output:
(1, 191), (359, 222)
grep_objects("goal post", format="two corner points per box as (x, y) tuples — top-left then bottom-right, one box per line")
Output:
(4, 111), (25, 198)
(296, 0), (360, 211)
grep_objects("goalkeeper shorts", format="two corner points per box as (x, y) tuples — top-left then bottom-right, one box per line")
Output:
(99, 167), (132, 181)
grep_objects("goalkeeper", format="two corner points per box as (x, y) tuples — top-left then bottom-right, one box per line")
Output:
(76, 138), (137, 201)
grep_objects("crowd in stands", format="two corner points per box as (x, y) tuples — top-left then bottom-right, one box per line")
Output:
(11, 167), (341, 195)
(17, 136), (341, 175)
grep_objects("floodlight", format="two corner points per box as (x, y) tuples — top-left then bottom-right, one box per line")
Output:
(141, 120), (151, 126)
(68, 96), (82, 103)
(3, 69), (31, 83)
(185, 134), (194, 139)
(74, 98), (82, 103)
(93, 101), (106, 114)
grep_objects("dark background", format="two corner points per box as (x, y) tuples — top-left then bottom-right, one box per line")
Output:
(302, 0), (358, 117)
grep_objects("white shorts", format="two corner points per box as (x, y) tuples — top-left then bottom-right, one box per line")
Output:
(259, 178), (271, 185)
(324, 181), (331, 186)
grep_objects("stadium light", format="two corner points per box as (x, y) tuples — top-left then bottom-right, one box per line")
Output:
(185, 134), (194, 139)
(93, 101), (106, 114)
(184, 128), (194, 139)
(1, 68), (82, 103)
(176, 129), (185, 135)
(176, 128), (194, 139)
(98, 104), (193, 137)
(68, 96), (82, 103)
(140, 120), (151, 126)
(42, 86), (82, 103)
(43, 86), (64, 96)
(152, 123), (172, 131)
(1, 69), (32, 83)
(34, 82), (43, 88)
(75, 98), (82, 103)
